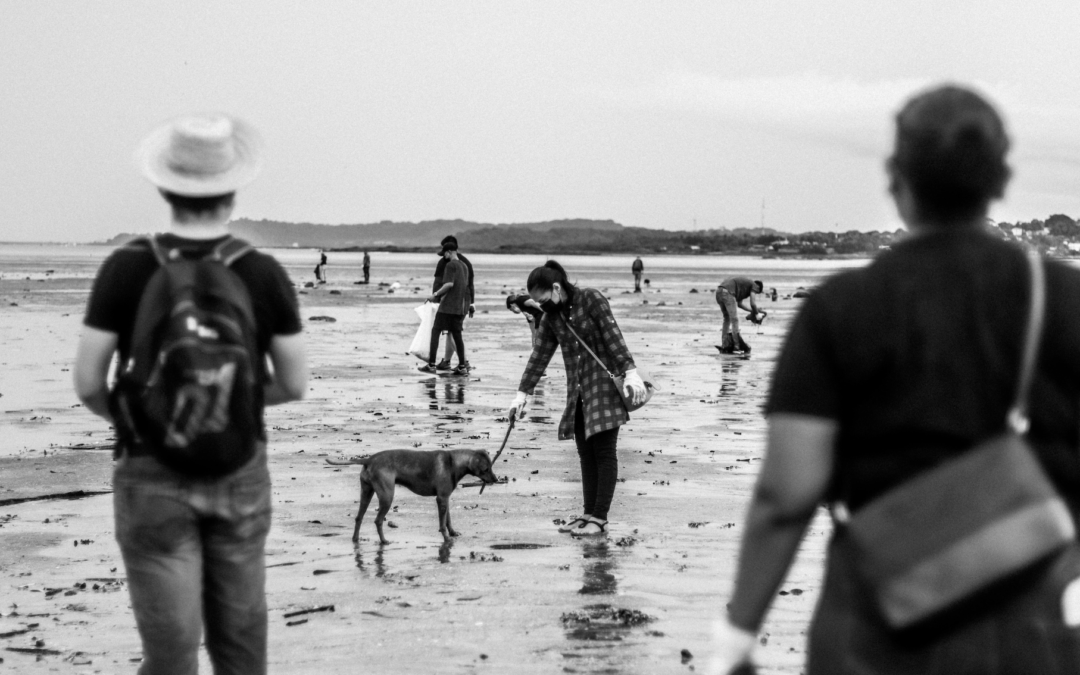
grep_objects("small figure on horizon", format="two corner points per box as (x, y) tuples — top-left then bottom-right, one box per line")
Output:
(362, 250), (370, 284)
(632, 256), (644, 292)
(318, 250), (328, 284)
(715, 277), (764, 354)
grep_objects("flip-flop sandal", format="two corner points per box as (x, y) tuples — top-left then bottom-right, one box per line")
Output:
(558, 516), (589, 533)
(570, 519), (608, 537)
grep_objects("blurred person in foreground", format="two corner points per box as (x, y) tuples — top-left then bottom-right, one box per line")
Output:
(74, 114), (307, 674)
(708, 85), (1080, 673)
(507, 261), (647, 536)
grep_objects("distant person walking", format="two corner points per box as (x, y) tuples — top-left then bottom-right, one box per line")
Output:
(431, 235), (475, 370)
(632, 256), (644, 292)
(420, 241), (470, 375)
(362, 250), (371, 284)
(73, 113), (307, 675)
(715, 277), (764, 354)
(318, 250), (328, 284)
(507, 261), (647, 536)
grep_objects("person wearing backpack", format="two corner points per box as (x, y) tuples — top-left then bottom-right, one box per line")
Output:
(73, 113), (307, 675)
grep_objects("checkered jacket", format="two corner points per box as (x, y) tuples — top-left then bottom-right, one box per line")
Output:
(518, 288), (636, 441)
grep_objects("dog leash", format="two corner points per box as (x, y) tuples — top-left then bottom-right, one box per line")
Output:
(480, 416), (515, 495)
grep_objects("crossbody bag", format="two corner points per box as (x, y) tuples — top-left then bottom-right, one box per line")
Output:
(837, 247), (1076, 629)
(560, 316), (655, 413)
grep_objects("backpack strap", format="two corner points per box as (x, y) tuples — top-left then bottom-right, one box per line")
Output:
(209, 236), (254, 267)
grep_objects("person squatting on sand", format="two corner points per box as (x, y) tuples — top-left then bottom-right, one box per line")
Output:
(715, 277), (764, 354)
(431, 234), (475, 370)
(420, 240), (471, 375)
(507, 261), (647, 536)
(708, 85), (1080, 674)
(73, 114), (308, 675)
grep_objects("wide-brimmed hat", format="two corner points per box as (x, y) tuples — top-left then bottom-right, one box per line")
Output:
(136, 113), (263, 196)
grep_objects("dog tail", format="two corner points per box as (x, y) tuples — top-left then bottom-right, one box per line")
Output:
(325, 457), (372, 466)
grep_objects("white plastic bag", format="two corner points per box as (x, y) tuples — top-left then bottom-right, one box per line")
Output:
(408, 302), (439, 362)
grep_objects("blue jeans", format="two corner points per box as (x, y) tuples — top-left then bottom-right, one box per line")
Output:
(113, 446), (272, 675)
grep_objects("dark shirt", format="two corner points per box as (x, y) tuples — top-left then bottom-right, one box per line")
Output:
(767, 229), (1080, 510)
(433, 252), (474, 304)
(437, 258), (470, 316)
(362, 253), (370, 268)
(84, 234), (302, 364)
(632, 259), (644, 273)
(720, 277), (755, 301)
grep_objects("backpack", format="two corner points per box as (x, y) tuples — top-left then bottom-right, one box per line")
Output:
(110, 234), (264, 476)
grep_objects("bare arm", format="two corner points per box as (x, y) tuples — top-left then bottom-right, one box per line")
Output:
(431, 281), (453, 299)
(264, 333), (308, 406)
(727, 413), (837, 631)
(73, 326), (119, 421)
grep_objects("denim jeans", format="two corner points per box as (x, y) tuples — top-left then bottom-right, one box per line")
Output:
(113, 446), (272, 675)
(715, 286), (740, 340)
(808, 529), (1080, 674)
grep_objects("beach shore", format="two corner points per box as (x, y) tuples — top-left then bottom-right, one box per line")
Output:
(0, 247), (849, 674)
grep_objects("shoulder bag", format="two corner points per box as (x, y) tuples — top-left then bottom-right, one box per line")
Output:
(838, 248), (1076, 629)
(561, 317), (655, 413)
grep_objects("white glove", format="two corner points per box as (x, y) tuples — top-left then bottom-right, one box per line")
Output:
(704, 616), (757, 675)
(508, 391), (528, 420)
(622, 369), (647, 405)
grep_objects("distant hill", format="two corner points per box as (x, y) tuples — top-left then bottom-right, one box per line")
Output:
(104, 218), (625, 248)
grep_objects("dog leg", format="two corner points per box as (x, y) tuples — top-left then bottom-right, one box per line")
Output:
(373, 486), (394, 545)
(353, 482), (375, 542)
(436, 496), (452, 542)
(445, 499), (459, 537)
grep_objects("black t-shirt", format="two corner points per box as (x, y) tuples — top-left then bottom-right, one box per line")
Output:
(84, 234), (302, 364)
(767, 229), (1080, 509)
(509, 294), (543, 320)
(433, 252), (474, 303)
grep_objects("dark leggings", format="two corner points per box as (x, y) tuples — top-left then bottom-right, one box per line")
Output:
(429, 316), (465, 366)
(573, 399), (619, 521)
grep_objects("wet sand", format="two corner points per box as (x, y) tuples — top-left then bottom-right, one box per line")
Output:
(0, 246), (860, 674)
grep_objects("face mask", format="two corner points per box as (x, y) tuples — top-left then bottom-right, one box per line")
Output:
(539, 287), (561, 314)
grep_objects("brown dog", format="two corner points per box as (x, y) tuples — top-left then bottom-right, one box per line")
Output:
(326, 449), (498, 544)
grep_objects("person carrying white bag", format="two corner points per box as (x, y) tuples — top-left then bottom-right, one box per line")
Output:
(408, 302), (439, 362)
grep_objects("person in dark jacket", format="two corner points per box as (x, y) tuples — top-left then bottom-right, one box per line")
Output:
(708, 85), (1080, 674)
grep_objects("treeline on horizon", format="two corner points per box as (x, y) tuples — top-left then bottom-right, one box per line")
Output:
(104, 213), (1080, 256)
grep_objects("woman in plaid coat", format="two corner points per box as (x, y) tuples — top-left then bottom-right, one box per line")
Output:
(508, 261), (647, 536)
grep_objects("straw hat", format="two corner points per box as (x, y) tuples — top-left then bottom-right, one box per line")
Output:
(136, 113), (263, 196)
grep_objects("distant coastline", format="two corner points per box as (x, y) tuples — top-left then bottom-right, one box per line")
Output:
(96, 212), (1080, 258)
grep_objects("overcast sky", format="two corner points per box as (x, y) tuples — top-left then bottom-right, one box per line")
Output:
(3, 2), (1079, 242)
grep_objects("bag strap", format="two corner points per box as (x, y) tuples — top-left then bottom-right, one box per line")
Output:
(559, 314), (616, 378)
(142, 234), (253, 267)
(1008, 248), (1046, 434)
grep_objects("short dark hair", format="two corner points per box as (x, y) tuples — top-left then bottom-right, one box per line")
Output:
(753, 280), (764, 292)
(441, 235), (458, 247)
(890, 85), (1010, 222)
(160, 190), (235, 216)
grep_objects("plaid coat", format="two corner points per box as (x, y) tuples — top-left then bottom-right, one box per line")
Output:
(518, 288), (636, 441)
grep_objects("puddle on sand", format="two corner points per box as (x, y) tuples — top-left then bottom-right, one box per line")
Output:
(422, 378), (466, 408)
(490, 543), (551, 550)
(558, 540), (657, 672)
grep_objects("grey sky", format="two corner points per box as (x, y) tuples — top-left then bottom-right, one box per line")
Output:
(3, 1), (1078, 242)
